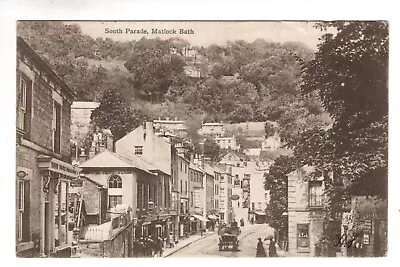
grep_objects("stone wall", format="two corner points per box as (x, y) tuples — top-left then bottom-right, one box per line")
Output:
(103, 222), (134, 257)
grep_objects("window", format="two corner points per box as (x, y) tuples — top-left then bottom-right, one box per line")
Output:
(185, 181), (188, 194)
(180, 161), (183, 171)
(17, 180), (24, 241)
(17, 74), (32, 135)
(309, 181), (323, 207)
(134, 146), (143, 155)
(297, 224), (310, 248)
(109, 195), (122, 208)
(180, 180), (183, 193)
(52, 101), (62, 153)
(108, 175), (122, 188)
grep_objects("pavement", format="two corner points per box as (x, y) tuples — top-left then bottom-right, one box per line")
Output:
(167, 223), (281, 258)
(162, 231), (217, 257)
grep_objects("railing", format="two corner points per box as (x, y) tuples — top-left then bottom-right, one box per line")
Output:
(85, 228), (107, 242)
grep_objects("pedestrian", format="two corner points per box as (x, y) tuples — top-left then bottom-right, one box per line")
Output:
(256, 238), (267, 257)
(169, 232), (174, 248)
(269, 238), (278, 257)
(158, 236), (164, 257)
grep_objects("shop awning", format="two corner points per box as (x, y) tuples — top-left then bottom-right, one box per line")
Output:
(254, 211), (266, 216)
(191, 214), (209, 222)
(208, 215), (218, 220)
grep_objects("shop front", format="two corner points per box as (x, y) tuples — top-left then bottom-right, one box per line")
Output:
(37, 155), (81, 257)
(190, 214), (208, 234)
(179, 214), (190, 238)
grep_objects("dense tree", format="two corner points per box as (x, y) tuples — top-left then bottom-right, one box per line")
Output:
(124, 38), (187, 102)
(292, 21), (388, 196)
(90, 89), (147, 141)
(18, 21), (324, 129)
(203, 138), (220, 161)
(287, 21), (388, 251)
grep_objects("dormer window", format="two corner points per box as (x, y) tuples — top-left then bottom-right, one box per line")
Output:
(135, 146), (143, 155)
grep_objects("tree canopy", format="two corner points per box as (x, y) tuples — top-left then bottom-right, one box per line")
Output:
(291, 21), (388, 198)
(203, 138), (220, 161)
(90, 89), (146, 141)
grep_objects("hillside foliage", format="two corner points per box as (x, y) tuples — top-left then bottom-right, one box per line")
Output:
(17, 21), (327, 131)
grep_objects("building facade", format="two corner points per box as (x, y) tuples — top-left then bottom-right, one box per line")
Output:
(287, 166), (325, 257)
(177, 154), (190, 237)
(198, 122), (225, 138)
(16, 37), (80, 257)
(219, 167), (234, 224)
(114, 122), (174, 239)
(215, 135), (240, 151)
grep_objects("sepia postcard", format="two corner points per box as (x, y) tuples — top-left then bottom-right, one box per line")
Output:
(13, 19), (390, 260)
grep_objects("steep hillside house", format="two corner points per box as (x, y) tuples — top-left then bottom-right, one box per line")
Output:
(222, 122), (266, 137)
(153, 118), (187, 138)
(262, 132), (282, 151)
(199, 122), (225, 138)
(16, 36), (80, 257)
(220, 151), (249, 167)
(215, 135), (240, 151)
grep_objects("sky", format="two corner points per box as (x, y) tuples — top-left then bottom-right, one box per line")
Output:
(74, 21), (328, 50)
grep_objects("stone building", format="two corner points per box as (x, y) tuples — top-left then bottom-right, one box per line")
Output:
(16, 36), (80, 257)
(177, 154), (190, 237)
(215, 135), (240, 151)
(218, 165), (234, 224)
(115, 122), (174, 238)
(287, 165), (325, 256)
(198, 122), (225, 138)
(78, 149), (172, 242)
(188, 163), (207, 232)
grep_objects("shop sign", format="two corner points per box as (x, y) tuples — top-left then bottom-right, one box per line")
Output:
(363, 234), (370, 245)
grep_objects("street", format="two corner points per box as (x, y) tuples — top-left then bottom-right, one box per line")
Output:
(168, 224), (275, 258)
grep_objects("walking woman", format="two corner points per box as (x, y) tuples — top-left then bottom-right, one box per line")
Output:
(256, 238), (267, 257)
(269, 238), (278, 257)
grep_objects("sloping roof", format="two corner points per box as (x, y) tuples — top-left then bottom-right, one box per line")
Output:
(203, 164), (215, 176)
(80, 150), (133, 169)
(117, 151), (157, 174)
(189, 163), (203, 173)
(79, 150), (155, 175)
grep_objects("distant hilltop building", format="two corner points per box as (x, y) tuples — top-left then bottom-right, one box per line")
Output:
(198, 122), (225, 138)
(153, 117), (187, 138)
(215, 135), (240, 151)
